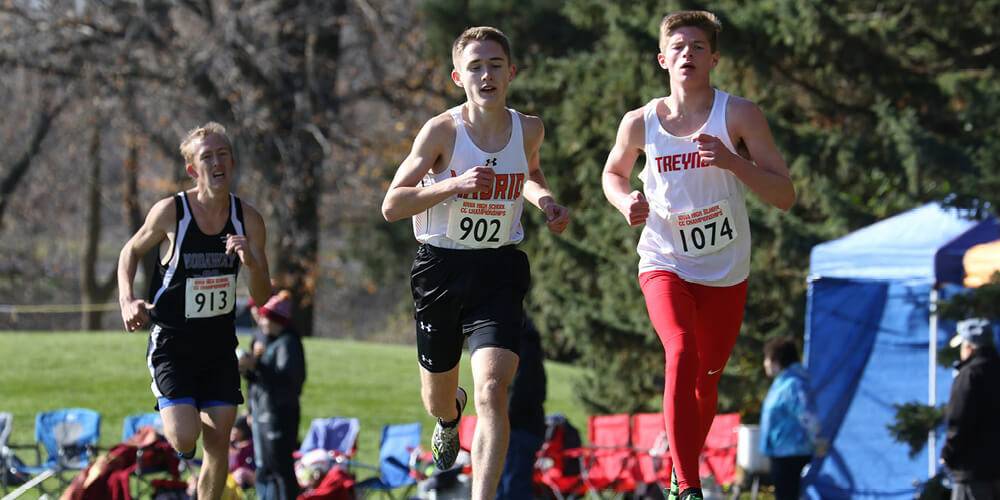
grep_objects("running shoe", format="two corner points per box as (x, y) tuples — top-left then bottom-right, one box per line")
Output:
(678, 487), (704, 500)
(665, 468), (679, 500)
(431, 386), (468, 470)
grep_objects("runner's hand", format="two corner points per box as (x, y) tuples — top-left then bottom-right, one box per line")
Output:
(226, 234), (259, 268)
(544, 202), (570, 234)
(120, 298), (153, 332)
(694, 133), (738, 170)
(619, 190), (649, 226)
(450, 166), (495, 195)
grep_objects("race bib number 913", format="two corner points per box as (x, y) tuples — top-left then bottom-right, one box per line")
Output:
(446, 199), (515, 249)
(669, 199), (738, 257)
(185, 274), (236, 319)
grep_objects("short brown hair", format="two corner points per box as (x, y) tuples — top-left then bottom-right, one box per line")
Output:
(763, 336), (800, 369)
(659, 11), (722, 52)
(452, 26), (512, 68)
(179, 122), (232, 164)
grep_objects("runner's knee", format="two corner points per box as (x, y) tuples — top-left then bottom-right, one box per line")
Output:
(474, 377), (508, 416)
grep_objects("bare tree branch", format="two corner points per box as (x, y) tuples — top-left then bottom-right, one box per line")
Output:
(0, 96), (68, 230)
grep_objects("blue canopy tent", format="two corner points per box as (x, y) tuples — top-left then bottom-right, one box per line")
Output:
(803, 203), (999, 499)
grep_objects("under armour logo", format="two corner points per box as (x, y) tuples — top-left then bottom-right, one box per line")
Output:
(419, 321), (434, 333)
(485, 157), (497, 167)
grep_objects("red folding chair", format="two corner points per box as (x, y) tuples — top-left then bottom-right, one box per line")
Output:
(699, 413), (740, 487)
(534, 415), (587, 500)
(630, 413), (671, 489)
(580, 414), (636, 498)
(457, 415), (477, 476)
(458, 415), (477, 453)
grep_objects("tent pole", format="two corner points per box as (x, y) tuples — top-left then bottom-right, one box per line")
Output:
(928, 287), (939, 479)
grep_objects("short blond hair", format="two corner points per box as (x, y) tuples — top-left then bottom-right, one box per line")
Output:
(179, 122), (232, 163)
(452, 26), (512, 68)
(659, 11), (722, 53)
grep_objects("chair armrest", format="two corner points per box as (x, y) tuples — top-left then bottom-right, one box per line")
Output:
(4, 442), (45, 468)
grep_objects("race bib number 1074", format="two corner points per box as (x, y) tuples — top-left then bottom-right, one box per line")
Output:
(669, 199), (738, 257)
(185, 274), (236, 319)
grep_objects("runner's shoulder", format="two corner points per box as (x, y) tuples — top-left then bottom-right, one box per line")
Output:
(621, 106), (646, 127)
(419, 111), (459, 146)
(724, 94), (764, 122)
(237, 198), (263, 220)
(618, 107), (646, 144)
(515, 111), (544, 147)
(146, 196), (178, 228)
(514, 110), (545, 140)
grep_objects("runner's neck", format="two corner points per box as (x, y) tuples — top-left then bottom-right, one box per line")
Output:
(462, 102), (511, 143)
(666, 85), (715, 119)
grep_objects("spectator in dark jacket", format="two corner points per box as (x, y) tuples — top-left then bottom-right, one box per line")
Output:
(239, 290), (306, 500)
(942, 318), (1000, 500)
(496, 317), (547, 500)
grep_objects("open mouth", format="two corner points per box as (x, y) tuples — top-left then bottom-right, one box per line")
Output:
(680, 62), (695, 70)
(480, 85), (497, 94)
(212, 171), (225, 179)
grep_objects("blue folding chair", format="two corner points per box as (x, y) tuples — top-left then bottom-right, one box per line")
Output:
(355, 422), (422, 499)
(8, 408), (101, 497)
(0, 412), (20, 494)
(299, 417), (361, 458)
(121, 412), (178, 497)
(121, 412), (164, 442)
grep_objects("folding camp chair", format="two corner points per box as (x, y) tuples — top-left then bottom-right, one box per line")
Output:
(458, 414), (477, 455)
(580, 414), (636, 498)
(0, 412), (24, 494)
(535, 414), (586, 500)
(355, 422), (422, 499)
(699, 413), (739, 488)
(120, 412), (180, 498)
(121, 412), (163, 442)
(6, 408), (101, 497)
(630, 413), (671, 491)
(295, 416), (362, 492)
(299, 417), (361, 460)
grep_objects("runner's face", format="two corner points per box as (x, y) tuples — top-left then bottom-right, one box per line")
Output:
(452, 40), (515, 107)
(659, 27), (718, 83)
(188, 133), (234, 192)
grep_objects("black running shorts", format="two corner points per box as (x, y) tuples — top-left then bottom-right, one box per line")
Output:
(410, 243), (530, 372)
(147, 325), (244, 408)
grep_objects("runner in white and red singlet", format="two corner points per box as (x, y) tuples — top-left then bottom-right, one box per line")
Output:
(601, 11), (795, 500)
(381, 26), (569, 500)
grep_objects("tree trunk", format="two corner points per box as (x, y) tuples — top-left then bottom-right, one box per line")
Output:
(81, 123), (116, 330)
(265, 0), (346, 337)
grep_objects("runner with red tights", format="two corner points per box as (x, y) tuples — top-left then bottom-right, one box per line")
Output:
(601, 11), (794, 500)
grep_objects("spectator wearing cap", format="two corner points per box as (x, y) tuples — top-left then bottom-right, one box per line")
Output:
(942, 318), (1000, 500)
(238, 290), (306, 499)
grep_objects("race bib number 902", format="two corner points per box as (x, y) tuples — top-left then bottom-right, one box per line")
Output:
(185, 274), (236, 319)
(446, 199), (515, 249)
(669, 199), (738, 257)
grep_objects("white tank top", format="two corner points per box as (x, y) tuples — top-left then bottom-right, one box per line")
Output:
(413, 106), (529, 249)
(637, 89), (751, 286)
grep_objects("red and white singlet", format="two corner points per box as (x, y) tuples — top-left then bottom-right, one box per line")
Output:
(412, 106), (529, 250)
(637, 89), (751, 286)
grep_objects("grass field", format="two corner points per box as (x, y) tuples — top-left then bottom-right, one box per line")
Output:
(0, 332), (589, 470)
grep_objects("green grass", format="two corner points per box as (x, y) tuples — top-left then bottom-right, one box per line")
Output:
(0, 332), (588, 470)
